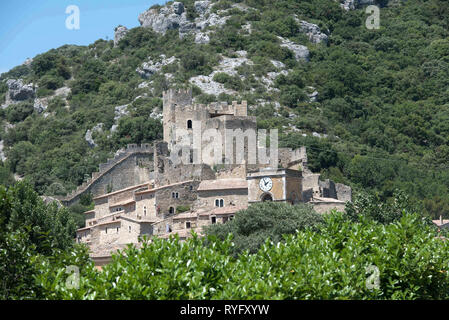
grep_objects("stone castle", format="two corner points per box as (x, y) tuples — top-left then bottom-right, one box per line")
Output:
(74, 89), (351, 266)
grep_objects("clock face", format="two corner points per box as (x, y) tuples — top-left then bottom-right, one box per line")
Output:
(259, 177), (273, 192)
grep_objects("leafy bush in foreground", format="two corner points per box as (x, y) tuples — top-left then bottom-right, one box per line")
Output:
(204, 202), (324, 255)
(37, 211), (449, 300)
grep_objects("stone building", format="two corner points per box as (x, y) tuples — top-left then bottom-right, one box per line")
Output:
(75, 88), (352, 266)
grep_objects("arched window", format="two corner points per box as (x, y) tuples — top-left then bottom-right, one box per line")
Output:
(187, 119), (192, 129)
(169, 207), (174, 214)
(262, 193), (273, 202)
(215, 199), (224, 207)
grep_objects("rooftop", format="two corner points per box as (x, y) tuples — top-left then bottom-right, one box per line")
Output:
(198, 179), (247, 191)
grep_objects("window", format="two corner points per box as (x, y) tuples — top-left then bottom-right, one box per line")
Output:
(169, 207), (175, 214)
(215, 199), (224, 207)
(187, 119), (192, 129)
(211, 216), (216, 224)
(230, 215), (234, 221)
(129, 226), (131, 233)
(105, 227), (108, 234)
(172, 192), (179, 199)
(186, 221), (191, 229)
(189, 185), (193, 191)
(116, 227), (119, 233)
(143, 206), (147, 216)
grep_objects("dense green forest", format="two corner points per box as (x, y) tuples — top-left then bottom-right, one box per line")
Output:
(0, 0), (449, 220)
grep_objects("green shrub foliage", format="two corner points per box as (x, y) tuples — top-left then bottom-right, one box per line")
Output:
(35, 211), (449, 300)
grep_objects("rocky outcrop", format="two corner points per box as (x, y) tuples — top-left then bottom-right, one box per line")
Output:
(41, 196), (63, 208)
(298, 20), (328, 44)
(189, 50), (252, 96)
(6, 79), (35, 101)
(114, 25), (129, 47)
(138, 2), (192, 34)
(33, 98), (48, 113)
(137, 1), (230, 44)
(340, 0), (377, 10)
(195, 32), (210, 44)
(194, 1), (210, 15)
(85, 123), (104, 148)
(136, 55), (177, 79)
(278, 37), (309, 61)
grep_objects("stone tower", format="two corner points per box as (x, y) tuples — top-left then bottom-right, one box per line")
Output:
(162, 88), (193, 146)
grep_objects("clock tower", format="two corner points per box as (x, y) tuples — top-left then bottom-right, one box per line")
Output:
(247, 168), (302, 204)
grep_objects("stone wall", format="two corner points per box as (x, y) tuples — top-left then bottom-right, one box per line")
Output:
(62, 143), (154, 206)
(155, 180), (201, 216)
(197, 189), (248, 209)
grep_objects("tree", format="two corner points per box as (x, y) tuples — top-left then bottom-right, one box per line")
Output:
(204, 202), (324, 255)
(0, 181), (81, 299)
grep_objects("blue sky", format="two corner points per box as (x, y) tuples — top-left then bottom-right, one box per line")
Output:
(0, 0), (164, 75)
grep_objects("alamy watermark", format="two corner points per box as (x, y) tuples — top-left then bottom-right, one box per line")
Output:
(169, 121), (278, 167)
(66, 5), (80, 30)
(366, 264), (380, 290)
(65, 265), (80, 289)
(366, 5), (380, 30)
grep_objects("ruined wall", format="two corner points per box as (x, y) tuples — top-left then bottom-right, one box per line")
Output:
(62, 144), (154, 206)
(319, 179), (337, 199)
(336, 183), (352, 202)
(312, 202), (346, 214)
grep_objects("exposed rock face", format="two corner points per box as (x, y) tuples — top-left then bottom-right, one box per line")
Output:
(6, 79), (35, 101)
(54, 86), (71, 98)
(189, 50), (252, 96)
(85, 123), (104, 148)
(194, 1), (210, 15)
(150, 107), (163, 121)
(340, 0), (377, 10)
(298, 20), (328, 44)
(195, 32), (210, 44)
(114, 105), (129, 122)
(138, 2), (192, 34)
(138, 1), (229, 43)
(41, 196), (63, 208)
(278, 37), (309, 61)
(114, 25), (129, 47)
(33, 98), (48, 113)
(136, 55), (177, 79)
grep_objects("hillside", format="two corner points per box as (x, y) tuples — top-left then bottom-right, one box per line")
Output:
(0, 0), (448, 219)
